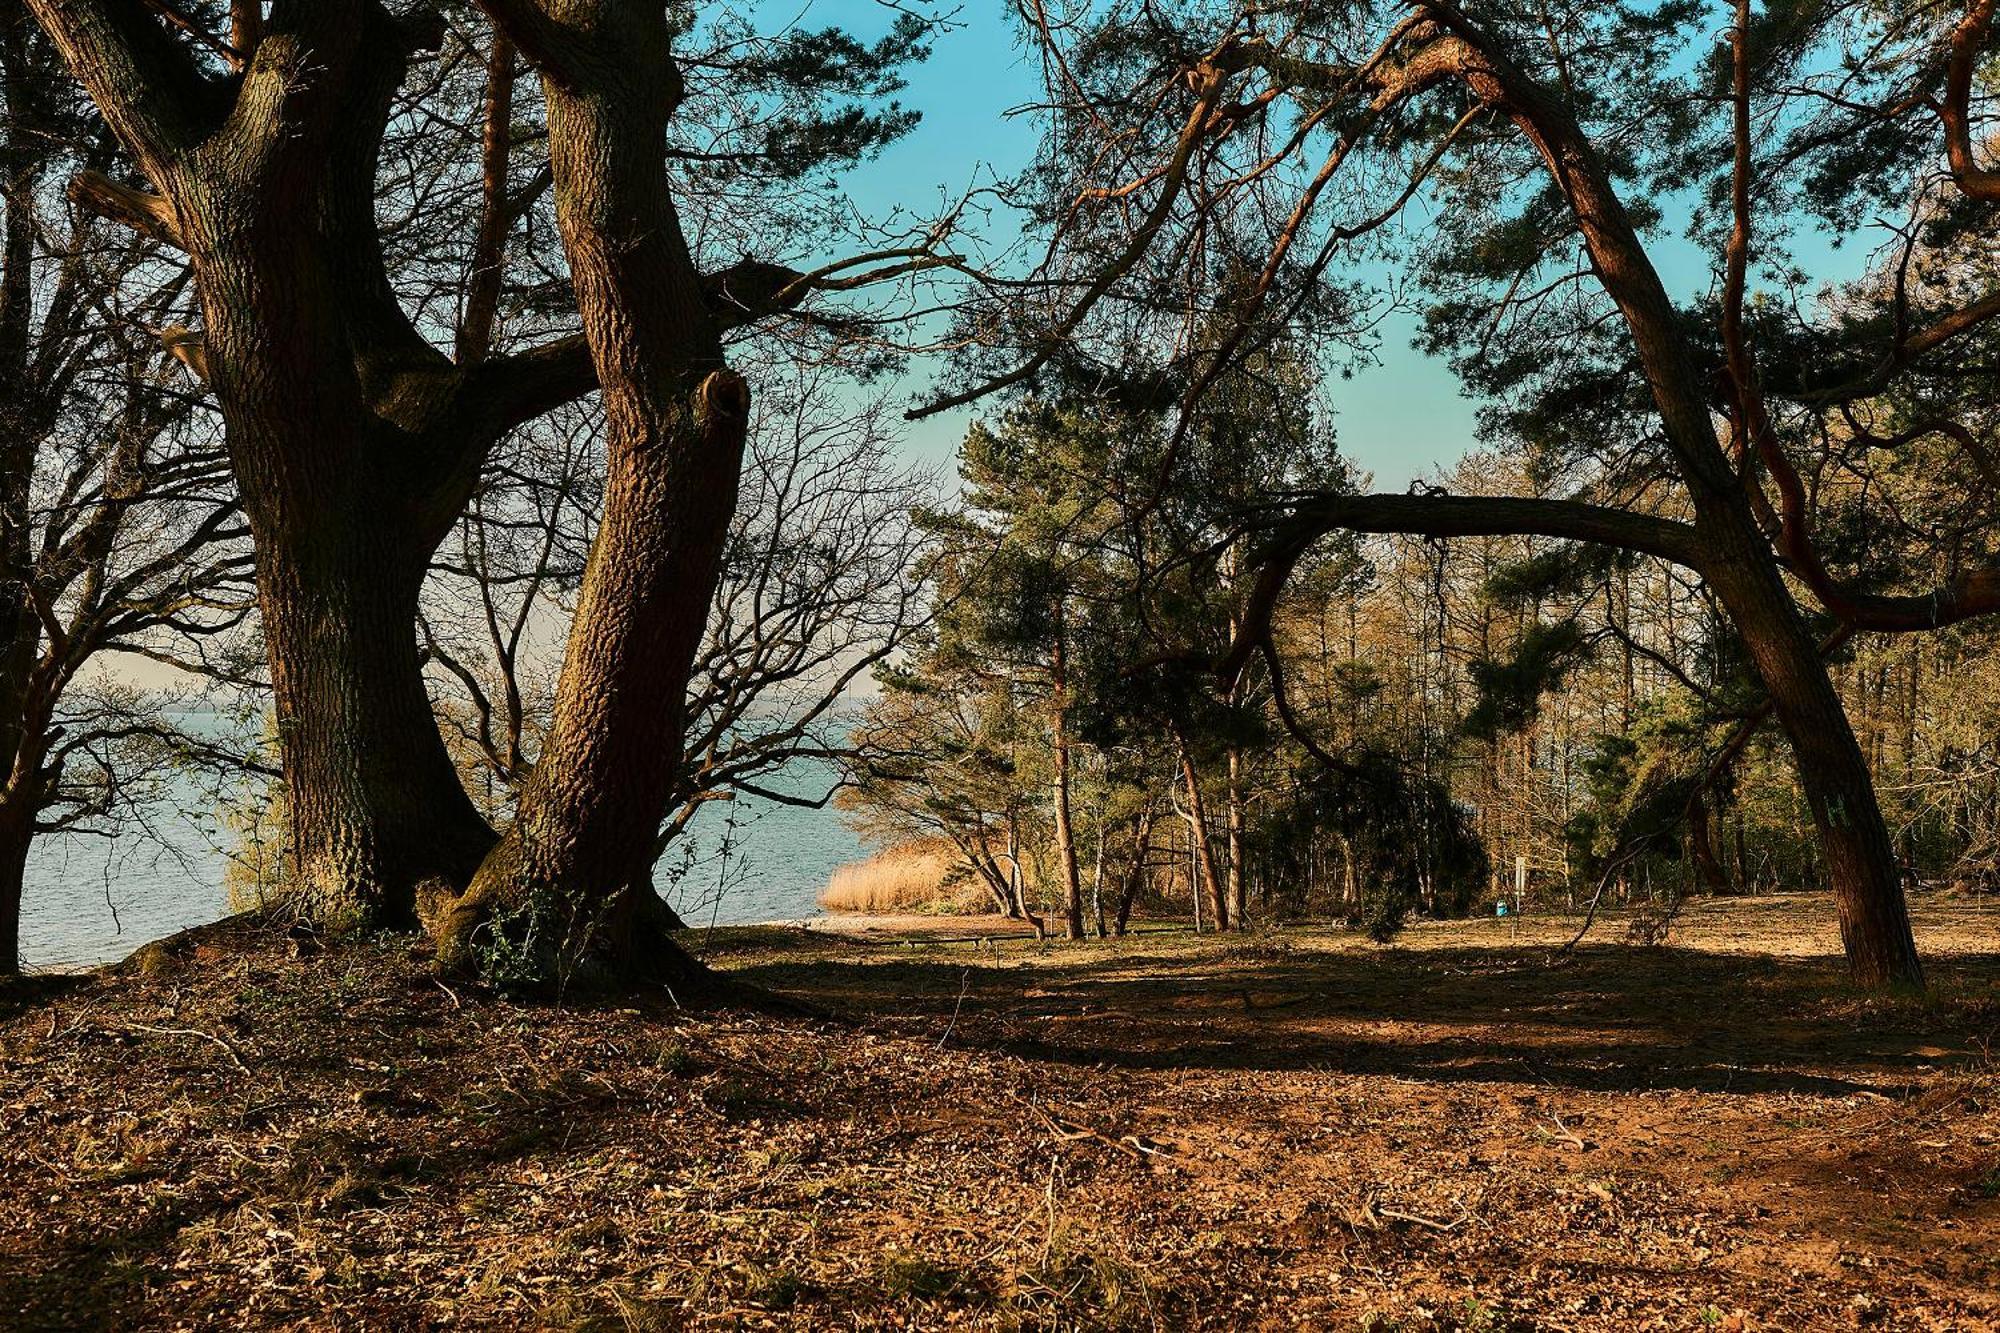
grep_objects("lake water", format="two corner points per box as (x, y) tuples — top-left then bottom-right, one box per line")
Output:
(17, 755), (865, 973)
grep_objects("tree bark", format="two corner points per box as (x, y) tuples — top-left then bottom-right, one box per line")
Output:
(1688, 790), (1731, 896)
(1049, 612), (1085, 940)
(1004, 809), (1047, 939)
(1225, 746), (1247, 929)
(438, 1), (748, 990)
(256, 524), (496, 926)
(166, 12), (501, 928)
(1177, 745), (1228, 932)
(1112, 803), (1157, 937)
(457, 31), (515, 366)
(1697, 515), (1924, 987)
(23, 1), (619, 931)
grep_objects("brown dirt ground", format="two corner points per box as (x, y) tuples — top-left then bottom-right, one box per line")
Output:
(0, 892), (1996, 1330)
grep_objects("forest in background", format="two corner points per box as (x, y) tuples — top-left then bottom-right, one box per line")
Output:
(836, 411), (2000, 943)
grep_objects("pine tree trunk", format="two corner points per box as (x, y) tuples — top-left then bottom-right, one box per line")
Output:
(1178, 747), (1228, 932)
(1112, 804), (1156, 937)
(1090, 821), (1107, 938)
(1440, 25), (1925, 990)
(1700, 512), (1924, 990)
(1005, 812), (1047, 939)
(1688, 791), (1731, 896)
(1049, 616), (1085, 940)
(1226, 746), (1247, 929)
(433, 5), (757, 992)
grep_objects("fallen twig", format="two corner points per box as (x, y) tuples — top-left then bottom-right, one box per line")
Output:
(936, 969), (971, 1050)
(1024, 1098), (1157, 1161)
(1378, 1206), (1466, 1232)
(120, 1022), (253, 1076)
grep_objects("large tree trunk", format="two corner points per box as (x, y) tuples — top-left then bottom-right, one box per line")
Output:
(25, 1), (565, 935)
(436, 4), (743, 991)
(181, 105), (497, 930)
(255, 520), (497, 927)
(1699, 513), (1924, 989)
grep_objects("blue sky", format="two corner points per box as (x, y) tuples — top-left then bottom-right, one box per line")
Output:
(819, 1), (1880, 491)
(828, 1), (1481, 489)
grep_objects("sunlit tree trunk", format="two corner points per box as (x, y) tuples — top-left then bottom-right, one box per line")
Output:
(1112, 804), (1157, 937)
(1177, 742), (1227, 932)
(1049, 610), (1085, 940)
(1225, 747), (1247, 929)
(439, 0), (752, 988)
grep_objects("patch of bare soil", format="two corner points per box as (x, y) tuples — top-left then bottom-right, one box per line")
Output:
(786, 911), (1039, 939)
(0, 894), (1995, 1329)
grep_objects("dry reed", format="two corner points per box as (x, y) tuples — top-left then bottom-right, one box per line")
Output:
(819, 842), (959, 913)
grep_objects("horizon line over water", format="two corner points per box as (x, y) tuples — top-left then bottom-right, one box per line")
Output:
(18, 749), (864, 973)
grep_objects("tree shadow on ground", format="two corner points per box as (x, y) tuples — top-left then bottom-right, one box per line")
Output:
(727, 941), (2000, 1099)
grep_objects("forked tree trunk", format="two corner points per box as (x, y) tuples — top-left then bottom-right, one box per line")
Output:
(1003, 811), (1047, 940)
(437, 3), (747, 990)
(1112, 804), (1157, 937)
(24, 1), (594, 934)
(178, 71), (499, 928)
(1177, 746), (1228, 932)
(951, 828), (1014, 916)
(1688, 791), (1731, 896)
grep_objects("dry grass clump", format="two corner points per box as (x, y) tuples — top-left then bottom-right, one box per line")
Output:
(819, 841), (963, 913)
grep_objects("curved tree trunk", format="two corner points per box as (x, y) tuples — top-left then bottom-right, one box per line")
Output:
(1697, 512), (1924, 989)
(1112, 803), (1157, 937)
(436, 0), (745, 992)
(21, 2), (616, 933)
(1422, 20), (1924, 990)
